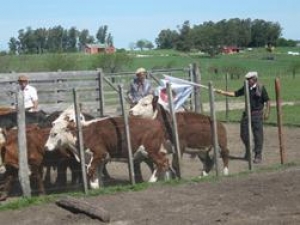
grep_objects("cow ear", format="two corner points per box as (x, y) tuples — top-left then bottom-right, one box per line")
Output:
(152, 95), (159, 110)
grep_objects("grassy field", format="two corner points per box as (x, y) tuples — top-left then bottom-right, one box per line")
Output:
(1, 47), (300, 126)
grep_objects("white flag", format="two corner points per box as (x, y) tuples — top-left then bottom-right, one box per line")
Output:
(155, 75), (193, 111)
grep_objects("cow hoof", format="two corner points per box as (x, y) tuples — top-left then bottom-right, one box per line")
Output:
(0, 166), (6, 174)
(0, 193), (8, 201)
(148, 169), (158, 183)
(223, 167), (229, 176)
(90, 178), (100, 189)
(198, 171), (208, 178)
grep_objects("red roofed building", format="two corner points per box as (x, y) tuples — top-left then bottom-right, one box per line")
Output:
(84, 43), (116, 54)
(221, 46), (241, 54)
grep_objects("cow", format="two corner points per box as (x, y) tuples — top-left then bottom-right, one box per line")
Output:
(0, 125), (46, 201)
(50, 106), (156, 183)
(129, 94), (230, 177)
(0, 110), (85, 196)
(44, 116), (173, 188)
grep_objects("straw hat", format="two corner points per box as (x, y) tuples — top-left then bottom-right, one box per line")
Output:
(18, 75), (29, 81)
(135, 67), (147, 75)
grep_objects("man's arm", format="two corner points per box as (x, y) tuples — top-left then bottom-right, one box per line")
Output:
(32, 99), (38, 111)
(263, 100), (271, 120)
(215, 89), (236, 97)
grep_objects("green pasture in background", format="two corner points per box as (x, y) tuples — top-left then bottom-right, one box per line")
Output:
(0, 47), (300, 126)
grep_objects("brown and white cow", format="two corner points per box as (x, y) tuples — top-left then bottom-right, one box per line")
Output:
(129, 94), (230, 177)
(44, 116), (173, 188)
(0, 125), (46, 201)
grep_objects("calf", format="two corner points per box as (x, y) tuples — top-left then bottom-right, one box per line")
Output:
(45, 116), (172, 188)
(129, 94), (230, 177)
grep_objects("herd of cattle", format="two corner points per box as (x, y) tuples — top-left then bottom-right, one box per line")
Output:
(0, 94), (230, 201)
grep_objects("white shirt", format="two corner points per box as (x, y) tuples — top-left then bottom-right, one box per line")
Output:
(23, 84), (38, 109)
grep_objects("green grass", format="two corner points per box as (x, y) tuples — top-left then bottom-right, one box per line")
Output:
(215, 104), (300, 127)
(1, 47), (300, 125)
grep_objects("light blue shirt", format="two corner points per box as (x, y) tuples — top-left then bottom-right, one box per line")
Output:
(127, 78), (153, 104)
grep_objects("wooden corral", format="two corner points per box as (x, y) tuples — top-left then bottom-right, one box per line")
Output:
(0, 67), (194, 117)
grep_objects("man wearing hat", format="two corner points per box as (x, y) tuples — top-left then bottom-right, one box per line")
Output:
(18, 75), (38, 111)
(127, 67), (153, 107)
(215, 71), (270, 164)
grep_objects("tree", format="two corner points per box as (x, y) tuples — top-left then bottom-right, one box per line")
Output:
(66, 27), (79, 52)
(175, 20), (193, 52)
(155, 29), (178, 49)
(96, 25), (108, 43)
(92, 53), (133, 73)
(136, 39), (147, 51)
(34, 28), (48, 54)
(8, 37), (19, 54)
(145, 41), (154, 50)
(78, 29), (94, 50)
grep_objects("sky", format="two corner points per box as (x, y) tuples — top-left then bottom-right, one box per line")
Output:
(0, 0), (299, 51)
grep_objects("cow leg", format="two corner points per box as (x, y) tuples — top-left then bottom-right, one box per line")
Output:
(220, 147), (230, 176)
(55, 160), (68, 190)
(30, 165), (45, 196)
(0, 167), (16, 201)
(87, 150), (107, 188)
(102, 164), (111, 179)
(147, 145), (171, 183)
(133, 146), (155, 183)
(197, 149), (214, 177)
(171, 153), (180, 178)
(43, 165), (52, 187)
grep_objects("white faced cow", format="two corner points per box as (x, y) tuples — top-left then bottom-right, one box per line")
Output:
(45, 115), (173, 189)
(129, 94), (230, 177)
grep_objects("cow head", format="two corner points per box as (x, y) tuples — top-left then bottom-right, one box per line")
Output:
(45, 120), (76, 150)
(129, 94), (159, 119)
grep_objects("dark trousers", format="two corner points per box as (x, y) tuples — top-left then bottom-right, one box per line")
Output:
(240, 112), (264, 157)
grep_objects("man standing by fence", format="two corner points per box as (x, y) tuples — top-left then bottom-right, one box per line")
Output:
(215, 71), (271, 164)
(18, 75), (38, 111)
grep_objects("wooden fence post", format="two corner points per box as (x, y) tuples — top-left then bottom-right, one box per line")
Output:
(208, 81), (220, 176)
(166, 82), (182, 179)
(73, 89), (88, 193)
(17, 90), (31, 198)
(275, 78), (285, 164)
(118, 84), (135, 185)
(97, 68), (104, 117)
(193, 63), (202, 113)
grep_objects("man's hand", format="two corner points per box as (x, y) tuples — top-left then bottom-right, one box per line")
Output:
(214, 89), (224, 95)
(263, 111), (270, 120)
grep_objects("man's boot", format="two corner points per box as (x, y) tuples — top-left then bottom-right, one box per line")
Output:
(253, 153), (262, 164)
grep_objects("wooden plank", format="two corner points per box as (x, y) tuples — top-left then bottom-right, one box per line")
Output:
(56, 196), (110, 222)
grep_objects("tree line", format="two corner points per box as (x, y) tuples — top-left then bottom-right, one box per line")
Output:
(5, 18), (298, 55)
(8, 25), (113, 54)
(155, 18), (297, 53)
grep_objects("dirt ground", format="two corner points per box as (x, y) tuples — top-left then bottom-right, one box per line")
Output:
(0, 123), (300, 225)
